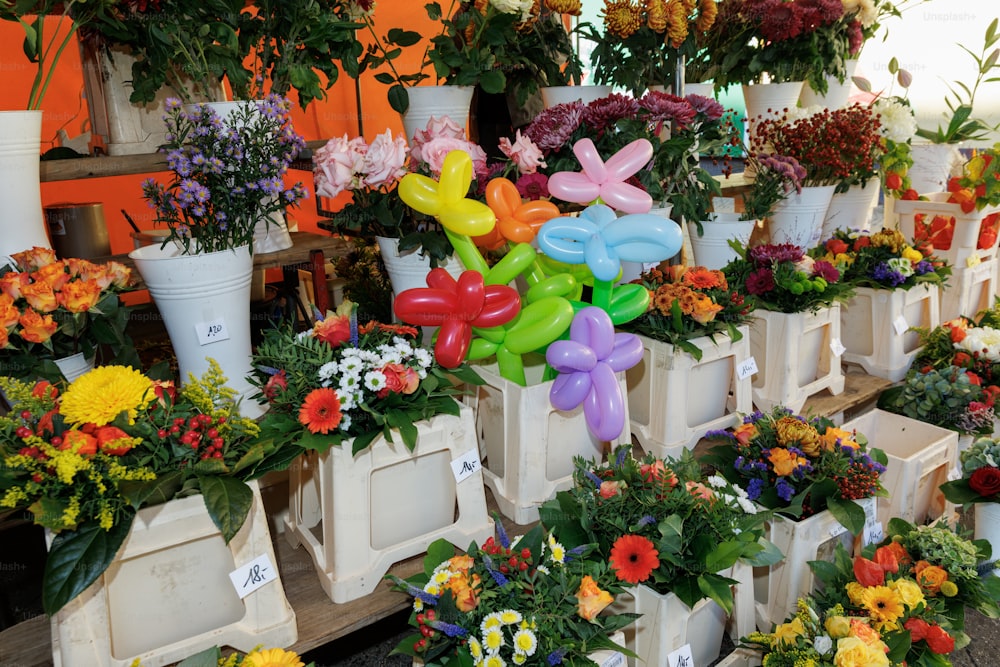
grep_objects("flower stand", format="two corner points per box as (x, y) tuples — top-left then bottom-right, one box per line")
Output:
(753, 497), (876, 631)
(283, 406), (494, 604)
(748, 306), (845, 414)
(468, 358), (631, 525)
(50, 480), (297, 667)
(627, 328), (752, 459)
(841, 409), (958, 527)
(840, 285), (940, 381)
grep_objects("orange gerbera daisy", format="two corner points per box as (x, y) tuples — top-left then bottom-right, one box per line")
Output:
(681, 266), (725, 290)
(298, 388), (343, 434)
(609, 534), (659, 584)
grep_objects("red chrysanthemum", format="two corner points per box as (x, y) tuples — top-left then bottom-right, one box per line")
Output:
(298, 388), (343, 435)
(524, 101), (585, 152)
(609, 534), (659, 584)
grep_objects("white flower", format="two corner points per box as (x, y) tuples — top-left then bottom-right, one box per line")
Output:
(490, 0), (533, 20)
(784, 105), (825, 123)
(959, 326), (1000, 362)
(707, 474), (729, 489)
(499, 609), (522, 625)
(338, 391), (357, 412)
(887, 256), (914, 277)
(317, 361), (339, 387)
(547, 535), (565, 564)
(814, 634), (833, 654)
(364, 370), (387, 391)
(295, 330), (312, 343)
(873, 98), (918, 143)
(482, 626), (505, 654)
(511, 628), (538, 656)
(339, 373), (361, 395)
(339, 356), (364, 375)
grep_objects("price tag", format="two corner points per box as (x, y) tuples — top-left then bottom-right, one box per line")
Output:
(829, 523), (848, 538)
(667, 643), (695, 667)
(736, 357), (758, 380)
(864, 520), (885, 546)
(892, 315), (909, 336)
(863, 499), (877, 523)
(967, 254), (982, 268)
(196, 318), (230, 346)
(451, 448), (482, 484)
(713, 197), (736, 213)
(599, 651), (625, 667)
(830, 338), (846, 357)
(229, 554), (277, 599)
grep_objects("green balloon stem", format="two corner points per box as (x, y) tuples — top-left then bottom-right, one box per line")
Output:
(592, 280), (613, 312)
(496, 345), (526, 387)
(542, 364), (559, 382)
(444, 228), (488, 275)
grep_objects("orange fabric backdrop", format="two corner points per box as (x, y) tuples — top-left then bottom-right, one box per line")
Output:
(0, 6), (437, 255)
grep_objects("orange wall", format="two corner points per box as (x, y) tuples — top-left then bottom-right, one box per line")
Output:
(0, 6), (438, 255)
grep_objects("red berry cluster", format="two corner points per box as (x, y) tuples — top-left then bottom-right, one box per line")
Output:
(482, 536), (533, 575)
(835, 463), (882, 500)
(412, 609), (438, 654)
(158, 414), (228, 460)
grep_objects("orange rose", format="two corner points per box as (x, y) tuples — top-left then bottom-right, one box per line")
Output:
(849, 618), (883, 646)
(11, 246), (57, 271)
(686, 480), (714, 501)
(0, 293), (19, 329)
(20, 280), (58, 313)
(576, 574), (614, 621)
(151, 379), (177, 408)
(32, 380), (59, 400)
(60, 429), (97, 456)
(104, 261), (132, 289)
(18, 308), (58, 343)
(600, 480), (624, 498)
(76, 261), (115, 290)
(639, 460), (677, 487)
(444, 573), (480, 612)
(690, 294), (723, 324)
(914, 561), (948, 594)
(0, 271), (30, 300)
(64, 257), (92, 278)
(33, 261), (70, 291)
(880, 540), (912, 567)
(94, 425), (135, 456)
(0, 326), (7, 349)
(819, 426), (858, 452)
(733, 422), (758, 446)
(768, 447), (805, 476)
(57, 279), (102, 313)
(313, 313), (351, 347)
(380, 362), (420, 396)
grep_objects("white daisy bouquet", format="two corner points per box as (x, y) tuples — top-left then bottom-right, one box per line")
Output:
(249, 301), (482, 455)
(387, 523), (638, 666)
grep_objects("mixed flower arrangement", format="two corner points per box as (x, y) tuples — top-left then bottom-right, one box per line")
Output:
(941, 436), (1000, 507)
(703, 406), (888, 532)
(0, 247), (137, 382)
(910, 304), (1000, 392)
(947, 144), (1000, 212)
(387, 525), (636, 666)
(877, 365), (997, 437)
(142, 95), (308, 255)
(809, 519), (1000, 666)
(872, 90), (919, 200)
(0, 361), (291, 614)
(622, 264), (752, 359)
(723, 242), (854, 314)
(130, 644), (314, 667)
(810, 228), (950, 290)
(539, 446), (776, 613)
(248, 301), (480, 455)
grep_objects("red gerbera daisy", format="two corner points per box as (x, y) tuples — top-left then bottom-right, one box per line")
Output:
(298, 388), (343, 434)
(609, 534), (659, 584)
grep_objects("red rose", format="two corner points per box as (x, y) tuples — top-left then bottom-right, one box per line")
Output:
(853, 236), (872, 250)
(967, 371), (982, 386)
(952, 351), (972, 367)
(885, 172), (903, 191)
(969, 466), (1000, 498)
(825, 238), (849, 255)
(924, 624), (955, 654)
(905, 617), (930, 642)
(264, 370), (288, 403)
(95, 425), (134, 456)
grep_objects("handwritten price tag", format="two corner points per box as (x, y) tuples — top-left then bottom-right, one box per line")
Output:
(736, 357), (758, 380)
(864, 520), (885, 546)
(229, 554), (277, 599)
(893, 315), (909, 336)
(828, 523), (848, 539)
(599, 651), (625, 667)
(667, 643), (695, 667)
(830, 338), (846, 357)
(196, 318), (230, 346)
(451, 449), (482, 484)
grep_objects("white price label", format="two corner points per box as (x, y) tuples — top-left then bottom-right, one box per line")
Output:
(830, 338), (846, 357)
(892, 315), (909, 336)
(713, 197), (736, 213)
(451, 448), (482, 484)
(829, 523), (848, 539)
(599, 651), (625, 667)
(196, 318), (230, 346)
(863, 499), (877, 523)
(864, 520), (885, 546)
(736, 357), (758, 380)
(667, 643), (695, 667)
(229, 554), (277, 599)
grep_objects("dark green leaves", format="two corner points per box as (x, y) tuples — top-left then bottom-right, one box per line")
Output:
(198, 475), (253, 543)
(43, 514), (134, 615)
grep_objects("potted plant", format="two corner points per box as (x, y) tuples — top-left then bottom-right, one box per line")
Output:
(878, 365), (997, 440)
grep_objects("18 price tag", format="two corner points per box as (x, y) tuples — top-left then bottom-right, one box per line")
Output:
(451, 449), (482, 484)
(736, 357), (758, 380)
(229, 554), (277, 599)
(196, 318), (230, 346)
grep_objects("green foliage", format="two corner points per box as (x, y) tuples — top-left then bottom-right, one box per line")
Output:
(877, 366), (994, 437)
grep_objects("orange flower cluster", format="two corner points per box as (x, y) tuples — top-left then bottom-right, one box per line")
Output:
(648, 266), (727, 325)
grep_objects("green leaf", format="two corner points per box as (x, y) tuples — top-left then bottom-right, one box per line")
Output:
(119, 470), (184, 509)
(387, 28), (423, 47)
(43, 514), (134, 615)
(939, 480), (985, 505)
(697, 572), (737, 615)
(423, 539), (456, 577)
(479, 69), (505, 94)
(388, 84), (409, 114)
(743, 537), (784, 567)
(176, 646), (222, 667)
(197, 475), (253, 543)
(232, 442), (266, 474)
(826, 497), (866, 535)
(705, 540), (748, 573)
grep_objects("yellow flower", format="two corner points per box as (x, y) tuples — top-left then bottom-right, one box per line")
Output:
(834, 636), (890, 667)
(775, 416), (821, 457)
(646, 0), (668, 31)
(819, 427), (858, 452)
(901, 246), (924, 263)
(546, 0), (583, 15)
(940, 580), (959, 597)
(772, 616), (806, 646)
(60, 366), (154, 426)
(603, 0), (643, 38)
(859, 585), (905, 631)
(665, 0), (688, 47)
(888, 578), (925, 610)
(825, 615), (851, 639)
(870, 229), (906, 253)
(695, 0), (717, 33)
(845, 581), (866, 605)
(241, 648), (305, 667)
(576, 574), (614, 621)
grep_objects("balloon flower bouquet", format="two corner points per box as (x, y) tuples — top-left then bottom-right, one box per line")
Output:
(391, 138), (684, 442)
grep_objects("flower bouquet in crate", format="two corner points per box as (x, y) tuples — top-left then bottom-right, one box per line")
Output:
(386, 524), (637, 665)
(0, 246), (138, 382)
(0, 360), (292, 614)
(877, 365), (996, 439)
(906, 302), (1000, 400)
(941, 436), (1000, 507)
(808, 519), (1000, 666)
(811, 228), (950, 291)
(133, 645), (314, 667)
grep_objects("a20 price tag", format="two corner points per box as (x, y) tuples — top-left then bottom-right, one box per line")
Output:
(451, 449), (482, 484)
(893, 315), (909, 336)
(229, 554), (277, 599)
(667, 643), (695, 667)
(830, 338), (846, 357)
(196, 318), (230, 346)
(736, 357), (758, 380)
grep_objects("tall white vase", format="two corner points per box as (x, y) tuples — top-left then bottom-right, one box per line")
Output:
(908, 143), (964, 195)
(129, 242), (264, 418)
(820, 179), (881, 238)
(376, 236), (465, 299)
(769, 185), (836, 248)
(799, 59), (859, 109)
(0, 110), (51, 256)
(539, 85), (613, 108)
(687, 214), (757, 270)
(401, 85), (476, 142)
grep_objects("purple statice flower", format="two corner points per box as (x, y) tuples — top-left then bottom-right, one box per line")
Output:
(524, 101), (585, 151)
(481, 554), (509, 587)
(583, 469), (604, 489)
(775, 477), (796, 502)
(872, 262), (906, 287)
(748, 243), (805, 267)
(744, 410), (765, 424)
(705, 428), (737, 441)
(582, 93), (640, 134)
(914, 260), (934, 276)
(638, 91), (697, 127)
(812, 260), (840, 282)
(746, 478), (765, 501)
(547, 647), (570, 665)
(636, 514), (657, 528)
(429, 620), (468, 638)
(745, 267), (776, 295)
(686, 94), (725, 121)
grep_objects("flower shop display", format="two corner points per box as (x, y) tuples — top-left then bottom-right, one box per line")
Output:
(621, 264), (753, 457)
(724, 242), (853, 412)
(387, 525), (637, 666)
(539, 446), (774, 667)
(703, 405), (887, 627)
(877, 366), (997, 442)
(809, 519), (1000, 667)
(941, 436), (1000, 573)
(812, 228), (948, 380)
(0, 247), (138, 383)
(0, 362), (299, 664)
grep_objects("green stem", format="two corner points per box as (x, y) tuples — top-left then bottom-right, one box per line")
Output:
(444, 228), (488, 276)
(591, 279), (613, 312)
(495, 345), (526, 387)
(31, 22), (79, 111)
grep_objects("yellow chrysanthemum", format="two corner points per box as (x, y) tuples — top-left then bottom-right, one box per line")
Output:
(870, 228), (906, 253)
(846, 581), (866, 605)
(60, 365), (154, 426)
(860, 585), (905, 631)
(546, 0), (583, 15)
(646, 0), (668, 31)
(241, 648), (305, 667)
(603, 0), (643, 38)
(775, 416), (822, 457)
(665, 0), (689, 47)
(696, 0), (718, 33)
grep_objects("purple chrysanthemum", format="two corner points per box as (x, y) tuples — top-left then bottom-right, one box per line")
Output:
(524, 102), (584, 151)
(582, 93), (641, 134)
(638, 91), (697, 127)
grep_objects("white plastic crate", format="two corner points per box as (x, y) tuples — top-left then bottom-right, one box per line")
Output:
(627, 328), (752, 459)
(468, 358), (631, 525)
(715, 649), (763, 667)
(754, 497), (875, 630)
(748, 306), (845, 413)
(284, 406), (494, 603)
(891, 193), (1000, 269)
(50, 480), (297, 667)
(840, 285), (940, 381)
(842, 409), (958, 526)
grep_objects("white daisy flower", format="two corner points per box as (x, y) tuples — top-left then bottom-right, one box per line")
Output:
(338, 414), (352, 432)
(295, 331), (312, 343)
(469, 636), (483, 659)
(499, 609), (522, 625)
(364, 370), (387, 391)
(511, 628), (537, 656)
(339, 356), (364, 375)
(414, 348), (433, 367)
(317, 361), (339, 386)
(482, 627), (504, 654)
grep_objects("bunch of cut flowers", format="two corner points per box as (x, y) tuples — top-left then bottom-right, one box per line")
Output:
(908, 299), (1000, 391)
(0, 360), (290, 614)
(0, 246), (137, 381)
(809, 519), (1000, 667)
(941, 436), (1000, 507)
(248, 301), (481, 455)
(130, 644), (313, 667)
(539, 446), (777, 614)
(723, 242), (855, 314)
(386, 524), (637, 666)
(622, 264), (752, 360)
(734, 152), (806, 223)
(877, 365), (996, 437)
(810, 228), (950, 290)
(703, 405), (888, 532)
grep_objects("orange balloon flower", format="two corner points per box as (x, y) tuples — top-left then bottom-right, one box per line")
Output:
(475, 178), (561, 250)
